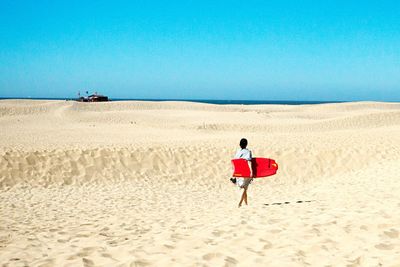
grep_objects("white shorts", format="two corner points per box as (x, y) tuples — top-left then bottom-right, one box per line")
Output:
(237, 178), (253, 189)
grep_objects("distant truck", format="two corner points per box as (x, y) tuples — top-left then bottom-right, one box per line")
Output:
(77, 93), (109, 102)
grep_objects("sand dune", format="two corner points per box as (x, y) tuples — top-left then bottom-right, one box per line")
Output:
(1, 100), (400, 266)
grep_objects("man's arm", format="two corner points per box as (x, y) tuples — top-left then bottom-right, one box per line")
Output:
(247, 160), (254, 178)
(248, 150), (254, 177)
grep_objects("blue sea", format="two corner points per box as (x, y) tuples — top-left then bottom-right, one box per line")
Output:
(0, 97), (347, 105)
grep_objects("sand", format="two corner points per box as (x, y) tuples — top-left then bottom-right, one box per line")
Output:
(1, 100), (400, 266)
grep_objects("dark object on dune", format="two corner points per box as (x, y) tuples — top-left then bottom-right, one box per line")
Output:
(88, 94), (108, 102)
(77, 94), (109, 102)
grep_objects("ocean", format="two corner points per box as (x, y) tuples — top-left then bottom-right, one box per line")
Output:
(0, 97), (347, 105)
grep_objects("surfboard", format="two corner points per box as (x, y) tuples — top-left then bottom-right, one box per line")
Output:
(231, 158), (278, 178)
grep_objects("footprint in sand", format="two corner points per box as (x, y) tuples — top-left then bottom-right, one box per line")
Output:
(82, 257), (95, 267)
(57, 238), (70, 243)
(225, 256), (238, 266)
(164, 244), (175, 249)
(130, 260), (150, 266)
(259, 240), (273, 250)
(212, 230), (223, 237)
(383, 229), (399, 239)
(202, 252), (223, 260)
(375, 243), (394, 250)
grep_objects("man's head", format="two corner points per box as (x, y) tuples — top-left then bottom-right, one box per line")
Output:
(240, 138), (248, 149)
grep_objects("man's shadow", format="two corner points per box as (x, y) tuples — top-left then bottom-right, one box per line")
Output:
(264, 200), (314, 206)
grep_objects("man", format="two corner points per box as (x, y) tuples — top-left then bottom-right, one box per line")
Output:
(231, 138), (254, 207)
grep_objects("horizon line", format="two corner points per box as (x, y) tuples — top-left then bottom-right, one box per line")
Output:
(1, 97), (400, 104)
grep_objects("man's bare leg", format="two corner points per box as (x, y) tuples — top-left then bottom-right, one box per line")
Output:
(238, 189), (246, 207)
(244, 188), (248, 205)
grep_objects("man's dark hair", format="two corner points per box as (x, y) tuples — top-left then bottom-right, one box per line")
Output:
(240, 138), (248, 149)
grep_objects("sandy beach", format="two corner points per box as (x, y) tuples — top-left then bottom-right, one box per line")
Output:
(1, 100), (400, 266)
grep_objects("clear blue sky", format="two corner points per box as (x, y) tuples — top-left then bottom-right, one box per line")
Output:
(0, 0), (399, 101)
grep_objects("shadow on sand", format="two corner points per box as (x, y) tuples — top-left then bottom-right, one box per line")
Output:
(264, 200), (314, 206)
